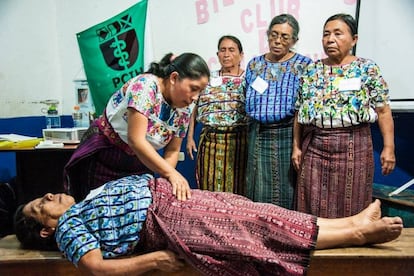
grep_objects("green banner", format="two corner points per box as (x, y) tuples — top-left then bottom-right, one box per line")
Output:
(77, 0), (148, 115)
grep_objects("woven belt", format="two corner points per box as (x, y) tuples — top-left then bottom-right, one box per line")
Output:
(259, 117), (294, 129)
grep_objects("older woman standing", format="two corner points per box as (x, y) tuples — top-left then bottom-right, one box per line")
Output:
(292, 14), (395, 218)
(245, 14), (312, 208)
(186, 35), (249, 194)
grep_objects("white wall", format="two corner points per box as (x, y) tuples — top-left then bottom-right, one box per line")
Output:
(0, 0), (359, 117)
(0, 0), (138, 117)
(0, 0), (60, 116)
(357, 0), (414, 110)
(149, 0), (356, 69)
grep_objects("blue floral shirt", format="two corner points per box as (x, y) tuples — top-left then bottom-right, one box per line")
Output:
(55, 174), (153, 266)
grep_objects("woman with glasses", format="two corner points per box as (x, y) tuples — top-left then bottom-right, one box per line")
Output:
(245, 14), (312, 209)
(292, 14), (395, 218)
(63, 53), (210, 202)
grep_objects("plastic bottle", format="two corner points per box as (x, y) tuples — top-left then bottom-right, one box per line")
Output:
(72, 105), (83, 128)
(46, 109), (61, 129)
(80, 108), (90, 127)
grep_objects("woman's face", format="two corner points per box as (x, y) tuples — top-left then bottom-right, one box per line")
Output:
(322, 19), (357, 62)
(217, 38), (243, 71)
(169, 73), (209, 108)
(23, 193), (75, 228)
(267, 22), (296, 60)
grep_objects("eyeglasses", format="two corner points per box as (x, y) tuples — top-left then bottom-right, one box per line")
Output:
(268, 32), (292, 43)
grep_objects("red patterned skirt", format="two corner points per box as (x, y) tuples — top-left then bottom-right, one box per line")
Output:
(295, 124), (374, 218)
(139, 178), (318, 276)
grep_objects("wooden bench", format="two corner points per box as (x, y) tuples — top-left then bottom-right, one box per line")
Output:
(309, 227), (414, 276)
(0, 235), (199, 276)
(1, 228), (413, 276)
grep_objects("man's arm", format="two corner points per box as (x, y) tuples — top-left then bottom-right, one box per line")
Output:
(78, 249), (185, 276)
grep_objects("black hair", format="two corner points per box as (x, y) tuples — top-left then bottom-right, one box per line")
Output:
(324, 13), (358, 36)
(217, 35), (244, 53)
(146, 52), (210, 80)
(267, 14), (300, 40)
(13, 204), (58, 251)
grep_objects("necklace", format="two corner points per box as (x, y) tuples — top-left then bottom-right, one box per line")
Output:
(219, 67), (241, 77)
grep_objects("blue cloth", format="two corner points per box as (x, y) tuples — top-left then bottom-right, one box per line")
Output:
(245, 54), (312, 123)
(55, 174), (153, 266)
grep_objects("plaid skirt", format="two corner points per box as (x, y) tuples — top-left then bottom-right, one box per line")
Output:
(246, 120), (296, 209)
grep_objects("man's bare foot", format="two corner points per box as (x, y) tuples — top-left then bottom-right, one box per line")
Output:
(356, 216), (403, 246)
(352, 199), (382, 227)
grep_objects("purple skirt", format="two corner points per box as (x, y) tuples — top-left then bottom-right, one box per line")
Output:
(140, 178), (318, 276)
(63, 122), (150, 201)
(295, 124), (374, 217)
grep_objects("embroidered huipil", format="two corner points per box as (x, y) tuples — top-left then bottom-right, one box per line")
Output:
(105, 74), (194, 150)
(296, 58), (390, 128)
(245, 54), (312, 123)
(196, 71), (249, 127)
(55, 174), (153, 266)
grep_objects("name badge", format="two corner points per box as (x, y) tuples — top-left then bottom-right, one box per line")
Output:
(210, 77), (222, 87)
(251, 76), (268, 94)
(338, 78), (361, 91)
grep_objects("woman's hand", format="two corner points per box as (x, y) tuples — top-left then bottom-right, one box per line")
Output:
(78, 249), (185, 275)
(186, 108), (198, 160)
(186, 138), (197, 160)
(167, 170), (192, 201)
(292, 113), (303, 172)
(380, 146), (396, 175)
(376, 105), (395, 176)
(291, 147), (302, 172)
(154, 250), (186, 272)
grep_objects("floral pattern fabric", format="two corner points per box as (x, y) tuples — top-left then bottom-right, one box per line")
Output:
(296, 58), (390, 128)
(55, 174), (153, 266)
(105, 74), (194, 150)
(196, 71), (249, 127)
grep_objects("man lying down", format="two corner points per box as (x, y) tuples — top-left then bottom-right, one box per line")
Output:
(14, 174), (403, 276)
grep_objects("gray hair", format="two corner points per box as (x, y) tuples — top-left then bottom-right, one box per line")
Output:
(267, 14), (300, 41)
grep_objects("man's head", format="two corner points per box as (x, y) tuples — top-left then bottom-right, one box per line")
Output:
(13, 193), (75, 250)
